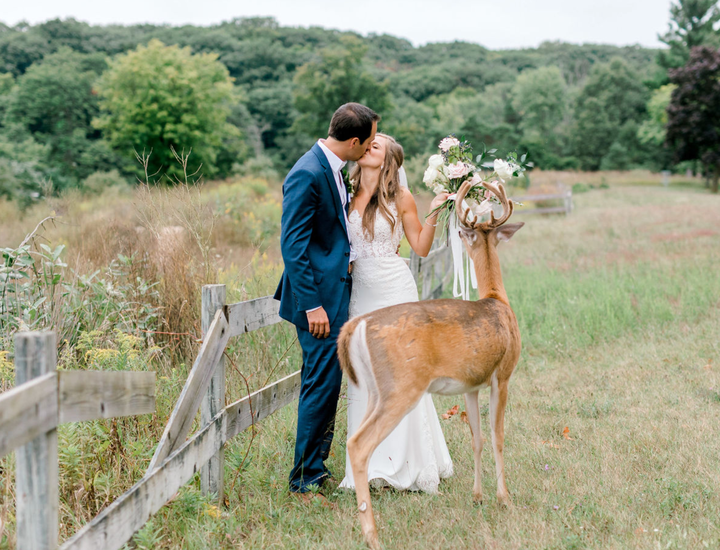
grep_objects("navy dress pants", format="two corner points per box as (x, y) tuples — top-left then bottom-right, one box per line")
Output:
(289, 279), (350, 492)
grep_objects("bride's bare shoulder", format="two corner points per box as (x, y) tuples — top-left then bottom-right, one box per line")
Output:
(397, 187), (417, 214)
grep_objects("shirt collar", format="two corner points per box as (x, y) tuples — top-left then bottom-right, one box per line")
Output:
(318, 139), (347, 174)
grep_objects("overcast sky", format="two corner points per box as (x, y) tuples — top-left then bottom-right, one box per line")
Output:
(3, 0), (672, 50)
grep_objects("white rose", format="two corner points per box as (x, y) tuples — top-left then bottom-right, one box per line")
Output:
(423, 166), (438, 185)
(432, 183), (446, 195)
(494, 159), (514, 182)
(427, 154), (444, 171)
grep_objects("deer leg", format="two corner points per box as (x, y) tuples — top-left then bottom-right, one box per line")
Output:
(489, 374), (510, 506)
(463, 390), (484, 503)
(347, 389), (424, 549)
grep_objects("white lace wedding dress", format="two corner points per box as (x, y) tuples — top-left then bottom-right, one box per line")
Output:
(339, 203), (454, 493)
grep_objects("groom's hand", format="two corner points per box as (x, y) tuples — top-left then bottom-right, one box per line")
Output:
(307, 307), (330, 339)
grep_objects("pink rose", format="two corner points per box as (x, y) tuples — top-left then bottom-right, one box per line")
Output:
(446, 162), (470, 179)
(468, 173), (482, 186)
(439, 137), (460, 152)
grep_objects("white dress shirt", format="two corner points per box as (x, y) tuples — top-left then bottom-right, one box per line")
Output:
(306, 140), (356, 314)
(317, 140), (356, 261)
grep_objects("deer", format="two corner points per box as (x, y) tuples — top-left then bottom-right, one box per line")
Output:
(337, 179), (524, 549)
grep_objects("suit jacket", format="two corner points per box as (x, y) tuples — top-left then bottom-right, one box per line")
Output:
(274, 142), (351, 330)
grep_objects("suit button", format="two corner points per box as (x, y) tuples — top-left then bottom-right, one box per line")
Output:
(345, 252), (350, 257)
(341, 277), (346, 282)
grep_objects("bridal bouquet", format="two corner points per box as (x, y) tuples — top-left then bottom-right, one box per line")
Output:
(423, 135), (530, 300)
(423, 135), (529, 229)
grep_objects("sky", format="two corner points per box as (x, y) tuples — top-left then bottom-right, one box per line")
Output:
(3, 0), (673, 50)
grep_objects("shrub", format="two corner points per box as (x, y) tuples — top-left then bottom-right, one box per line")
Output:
(572, 182), (592, 194)
(234, 155), (281, 183)
(81, 169), (130, 194)
(1, 236), (162, 351)
(210, 177), (282, 249)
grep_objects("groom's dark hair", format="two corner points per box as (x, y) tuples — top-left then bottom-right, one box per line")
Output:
(328, 103), (380, 143)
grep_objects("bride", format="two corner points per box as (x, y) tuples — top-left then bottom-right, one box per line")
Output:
(339, 133), (453, 493)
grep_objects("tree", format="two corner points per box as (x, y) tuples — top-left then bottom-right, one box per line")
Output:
(511, 66), (568, 168)
(292, 36), (391, 140)
(658, 0), (720, 71)
(93, 39), (242, 181)
(245, 81), (296, 151)
(666, 46), (720, 192)
(0, 134), (51, 205)
(0, 72), (13, 125)
(638, 84), (676, 146)
(4, 48), (114, 185)
(571, 58), (649, 170)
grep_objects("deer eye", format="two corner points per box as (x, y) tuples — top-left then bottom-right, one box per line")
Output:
(459, 229), (477, 244)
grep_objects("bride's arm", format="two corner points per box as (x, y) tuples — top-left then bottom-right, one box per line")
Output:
(398, 188), (449, 258)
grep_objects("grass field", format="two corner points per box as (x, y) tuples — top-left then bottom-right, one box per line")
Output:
(1, 177), (719, 549)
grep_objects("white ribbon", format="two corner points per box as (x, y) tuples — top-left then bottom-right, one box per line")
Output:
(449, 211), (477, 301)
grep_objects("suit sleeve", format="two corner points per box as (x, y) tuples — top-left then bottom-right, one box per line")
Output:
(280, 168), (322, 312)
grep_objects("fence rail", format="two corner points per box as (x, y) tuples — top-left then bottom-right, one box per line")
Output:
(511, 187), (573, 216)
(3, 247), (453, 550)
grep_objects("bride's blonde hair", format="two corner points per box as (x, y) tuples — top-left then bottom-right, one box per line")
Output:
(350, 133), (404, 241)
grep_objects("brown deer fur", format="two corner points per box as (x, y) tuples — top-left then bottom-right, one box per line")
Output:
(337, 180), (524, 549)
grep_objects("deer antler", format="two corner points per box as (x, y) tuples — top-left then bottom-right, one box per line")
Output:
(455, 179), (514, 230)
(479, 180), (513, 229)
(454, 180), (478, 229)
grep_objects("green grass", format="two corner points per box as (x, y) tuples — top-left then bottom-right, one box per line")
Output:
(1, 182), (719, 549)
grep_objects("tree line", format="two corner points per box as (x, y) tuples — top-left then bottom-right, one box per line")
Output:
(0, 0), (718, 203)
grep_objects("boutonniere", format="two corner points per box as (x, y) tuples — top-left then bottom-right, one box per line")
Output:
(341, 167), (353, 196)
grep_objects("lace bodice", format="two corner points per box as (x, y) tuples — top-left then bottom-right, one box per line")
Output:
(348, 202), (404, 259)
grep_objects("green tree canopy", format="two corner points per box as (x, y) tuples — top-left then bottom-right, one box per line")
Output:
(93, 39), (242, 181)
(4, 48), (114, 186)
(511, 66), (568, 168)
(291, 36), (391, 141)
(638, 84), (676, 146)
(0, 16), (677, 187)
(658, 0), (720, 71)
(572, 58), (649, 170)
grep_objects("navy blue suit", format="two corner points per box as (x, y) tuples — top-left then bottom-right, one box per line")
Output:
(274, 142), (351, 492)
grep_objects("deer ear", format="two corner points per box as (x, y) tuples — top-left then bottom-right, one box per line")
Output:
(459, 227), (477, 245)
(495, 222), (524, 242)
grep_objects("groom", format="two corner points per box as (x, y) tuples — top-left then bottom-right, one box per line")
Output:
(275, 103), (379, 494)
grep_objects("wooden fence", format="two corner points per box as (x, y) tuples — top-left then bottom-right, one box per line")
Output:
(511, 186), (573, 216)
(3, 247), (452, 550)
(1, 333), (155, 550)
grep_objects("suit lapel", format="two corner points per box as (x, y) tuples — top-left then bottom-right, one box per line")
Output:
(312, 143), (348, 234)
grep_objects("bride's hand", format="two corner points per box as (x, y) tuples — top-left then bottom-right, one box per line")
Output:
(429, 193), (450, 214)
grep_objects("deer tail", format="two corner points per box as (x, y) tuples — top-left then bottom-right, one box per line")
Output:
(337, 317), (366, 386)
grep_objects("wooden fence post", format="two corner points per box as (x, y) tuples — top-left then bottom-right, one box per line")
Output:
(409, 251), (421, 285)
(201, 285), (226, 501)
(14, 332), (58, 550)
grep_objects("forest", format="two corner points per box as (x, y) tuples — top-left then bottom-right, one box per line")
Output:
(0, 1), (719, 205)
